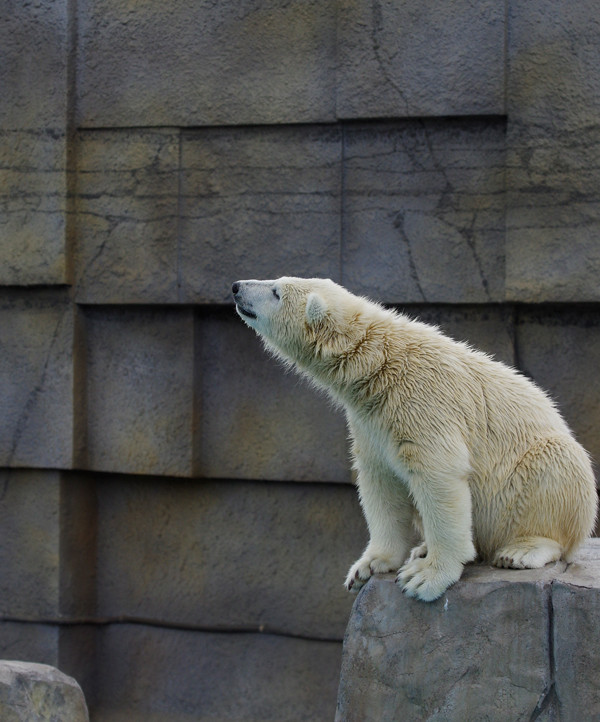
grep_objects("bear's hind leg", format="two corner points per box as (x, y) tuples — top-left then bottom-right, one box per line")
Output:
(493, 536), (563, 569)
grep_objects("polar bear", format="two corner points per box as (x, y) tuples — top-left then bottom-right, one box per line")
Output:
(232, 277), (597, 601)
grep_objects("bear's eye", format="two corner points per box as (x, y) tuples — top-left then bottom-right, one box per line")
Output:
(272, 288), (280, 300)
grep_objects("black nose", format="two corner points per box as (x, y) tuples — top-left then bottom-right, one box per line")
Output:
(232, 282), (240, 295)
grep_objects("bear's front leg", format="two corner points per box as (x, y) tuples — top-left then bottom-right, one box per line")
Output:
(345, 463), (415, 593)
(396, 446), (476, 601)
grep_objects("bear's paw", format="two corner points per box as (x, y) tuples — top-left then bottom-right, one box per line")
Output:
(396, 556), (463, 602)
(345, 553), (404, 592)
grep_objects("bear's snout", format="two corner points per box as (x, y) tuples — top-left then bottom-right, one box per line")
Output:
(232, 282), (240, 296)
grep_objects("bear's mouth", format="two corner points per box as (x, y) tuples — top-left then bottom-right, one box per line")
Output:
(237, 305), (257, 320)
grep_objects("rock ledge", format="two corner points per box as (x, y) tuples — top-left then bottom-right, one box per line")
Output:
(336, 539), (600, 722)
(0, 661), (89, 722)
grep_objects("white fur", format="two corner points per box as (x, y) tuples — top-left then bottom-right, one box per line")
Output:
(233, 277), (598, 601)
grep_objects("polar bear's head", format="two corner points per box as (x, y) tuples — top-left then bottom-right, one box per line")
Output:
(232, 276), (377, 368)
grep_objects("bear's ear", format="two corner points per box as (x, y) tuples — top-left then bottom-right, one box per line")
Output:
(305, 292), (327, 325)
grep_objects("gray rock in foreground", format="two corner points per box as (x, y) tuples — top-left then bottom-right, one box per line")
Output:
(0, 661), (89, 722)
(337, 539), (600, 722)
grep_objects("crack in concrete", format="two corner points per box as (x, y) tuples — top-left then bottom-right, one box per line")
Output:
(5, 305), (68, 470)
(530, 583), (558, 721)
(370, 0), (409, 115)
(0, 614), (342, 645)
(392, 210), (426, 301)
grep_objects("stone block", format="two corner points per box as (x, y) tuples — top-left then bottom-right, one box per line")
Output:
(95, 476), (367, 639)
(0, 661), (88, 722)
(0, 471), (60, 618)
(506, 0), (600, 302)
(337, 540), (600, 721)
(0, 131), (68, 285)
(92, 624), (341, 722)
(77, 0), (336, 127)
(0, 1), (69, 285)
(0, 470), (97, 622)
(337, 0), (505, 119)
(0, 623), (59, 670)
(80, 307), (196, 476)
(0, 1), (68, 130)
(197, 309), (349, 481)
(75, 129), (180, 303)
(179, 126), (342, 303)
(505, 124), (600, 302)
(59, 475), (98, 619)
(507, 0), (600, 134)
(516, 309), (600, 483)
(552, 542), (600, 721)
(341, 119), (506, 304)
(398, 305), (516, 367)
(0, 291), (73, 468)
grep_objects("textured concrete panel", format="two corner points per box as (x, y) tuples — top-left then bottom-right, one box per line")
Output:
(342, 119), (506, 303)
(0, 0), (68, 129)
(0, 471), (60, 618)
(197, 309), (350, 482)
(92, 625), (341, 722)
(506, 0), (600, 302)
(0, 661), (89, 722)
(82, 307), (195, 476)
(0, 1), (69, 285)
(398, 305), (516, 367)
(0, 131), (68, 285)
(506, 126), (600, 302)
(337, 0), (505, 119)
(180, 126), (342, 303)
(516, 309), (600, 482)
(59, 475), (98, 619)
(77, 0), (336, 127)
(0, 291), (73, 468)
(95, 476), (366, 639)
(0, 623), (59, 670)
(75, 130), (180, 303)
(337, 565), (554, 722)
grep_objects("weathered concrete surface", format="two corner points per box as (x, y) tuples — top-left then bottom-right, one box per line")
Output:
(506, 0), (600, 302)
(196, 309), (349, 482)
(0, 291), (73, 469)
(0, 661), (88, 722)
(95, 476), (366, 639)
(0, 624), (59, 670)
(342, 119), (506, 303)
(179, 126), (342, 303)
(517, 308), (600, 479)
(0, 471), (60, 618)
(336, 539), (600, 722)
(337, 0), (505, 119)
(0, 1), (69, 285)
(0, 130), (68, 285)
(81, 307), (196, 476)
(91, 625), (341, 722)
(77, 0), (337, 127)
(75, 129), (180, 303)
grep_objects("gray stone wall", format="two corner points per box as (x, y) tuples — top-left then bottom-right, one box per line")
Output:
(1, 1), (599, 720)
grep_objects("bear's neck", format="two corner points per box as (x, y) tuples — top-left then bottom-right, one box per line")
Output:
(298, 319), (407, 413)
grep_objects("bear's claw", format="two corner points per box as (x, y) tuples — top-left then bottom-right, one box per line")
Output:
(396, 556), (463, 602)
